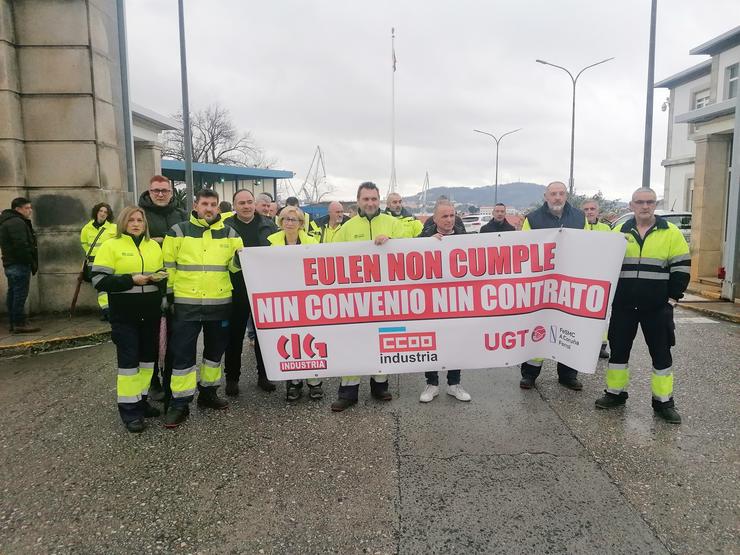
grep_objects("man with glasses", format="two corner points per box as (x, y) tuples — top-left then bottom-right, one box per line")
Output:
(595, 187), (690, 424)
(139, 175), (187, 245)
(139, 175), (187, 399)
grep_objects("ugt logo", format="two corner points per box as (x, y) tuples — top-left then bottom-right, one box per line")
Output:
(276, 333), (328, 371)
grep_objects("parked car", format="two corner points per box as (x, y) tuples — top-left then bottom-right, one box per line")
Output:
(461, 214), (491, 233)
(610, 210), (692, 244)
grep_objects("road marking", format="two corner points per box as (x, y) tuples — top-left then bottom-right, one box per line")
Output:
(674, 317), (720, 324)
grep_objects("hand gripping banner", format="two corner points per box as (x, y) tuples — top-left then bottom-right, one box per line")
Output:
(240, 229), (626, 381)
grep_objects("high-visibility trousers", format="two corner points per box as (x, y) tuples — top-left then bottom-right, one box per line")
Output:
(606, 303), (676, 406)
(110, 319), (158, 423)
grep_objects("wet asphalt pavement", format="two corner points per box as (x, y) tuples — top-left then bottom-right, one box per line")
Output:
(0, 307), (738, 554)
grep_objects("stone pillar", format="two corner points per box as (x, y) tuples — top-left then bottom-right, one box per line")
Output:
(690, 134), (731, 281)
(134, 141), (162, 195)
(0, 0), (131, 314)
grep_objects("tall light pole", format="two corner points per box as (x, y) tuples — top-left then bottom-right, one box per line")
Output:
(473, 128), (521, 205)
(536, 56), (614, 196)
(178, 0), (194, 211)
(642, 0), (658, 188)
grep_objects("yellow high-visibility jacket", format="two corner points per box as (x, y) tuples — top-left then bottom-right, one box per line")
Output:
(91, 234), (164, 322)
(268, 229), (318, 246)
(162, 214), (243, 321)
(587, 221), (611, 232)
(613, 216), (691, 308)
(80, 220), (117, 259)
(332, 212), (405, 243)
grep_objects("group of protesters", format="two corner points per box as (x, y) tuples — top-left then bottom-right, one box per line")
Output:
(0, 175), (690, 433)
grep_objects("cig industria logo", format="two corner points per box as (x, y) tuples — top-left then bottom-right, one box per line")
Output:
(277, 333), (328, 371)
(378, 326), (438, 364)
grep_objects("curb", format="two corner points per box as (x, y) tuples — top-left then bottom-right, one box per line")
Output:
(680, 303), (740, 324)
(0, 330), (111, 358)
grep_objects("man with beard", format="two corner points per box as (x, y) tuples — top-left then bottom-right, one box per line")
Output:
(330, 182), (404, 412)
(519, 181), (586, 391)
(385, 192), (422, 238)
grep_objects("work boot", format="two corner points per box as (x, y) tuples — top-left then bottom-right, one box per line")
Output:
(370, 379), (392, 401)
(653, 405), (682, 424)
(599, 344), (610, 359)
(286, 383), (302, 402)
(197, 389), (229, 410)
(141, 400), (161, 418)
(257, 375), (276, 392)
(100, 308), (110, 322)
(12, 323), (41, 334)
(225, 380), (239, 397)
(164, 405), (189, 428)
(519, 376), (536, 389)
(595, 391), (628, 409)
(307, 383), (324, 400)
(125, 419), (145, 433)
(149, 377), (165, 402)
(330, 398), (357, 412)
(558, 378), (583, 391)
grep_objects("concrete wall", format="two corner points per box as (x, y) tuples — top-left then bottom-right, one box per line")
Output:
(0, 0), (131, 314)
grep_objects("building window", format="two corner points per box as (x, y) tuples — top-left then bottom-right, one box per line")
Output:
(726, 64), (738, 100)
(693, 89), (710, 109)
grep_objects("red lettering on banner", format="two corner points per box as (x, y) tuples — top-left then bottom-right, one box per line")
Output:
(303, 258), (318, 286)
(253, 273), (610, 329)
(387, 251), (443, 281)
(379, 332), (437, 353)
(450, 249), (466, 278)
(303, 254), (382, 286)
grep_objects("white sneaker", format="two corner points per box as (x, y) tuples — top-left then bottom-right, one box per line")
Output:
(419, 384), (439, 403)
(447, 384), (471, 402)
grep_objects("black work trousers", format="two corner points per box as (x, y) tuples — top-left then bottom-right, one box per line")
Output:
(608, 303), (674, 370)
(110, 318), (158, 423)
(224, 294), (266, 383)
(520, 360), (578, 382)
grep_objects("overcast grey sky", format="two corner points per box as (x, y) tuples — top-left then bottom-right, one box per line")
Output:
(125, 0), (740, 201)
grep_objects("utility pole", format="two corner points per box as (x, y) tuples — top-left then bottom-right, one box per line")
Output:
(642, 0), (658, 188)
(178, 0), (194, 211)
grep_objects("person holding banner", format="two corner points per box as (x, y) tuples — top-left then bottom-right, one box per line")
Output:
(595, 187), (690, 424)
(223, 189), (278, 396)
(161, 189), (243, 428)
(91, 206), (166, 433)
(330, 181), (405, 412)
(582, 198), (612, 359)
(519, 181), (587, 391)
(417, 200), (471, 403)
(268, 206), (324, 401)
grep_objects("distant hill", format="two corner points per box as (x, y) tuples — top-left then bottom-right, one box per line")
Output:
(405, 182), (545, 210)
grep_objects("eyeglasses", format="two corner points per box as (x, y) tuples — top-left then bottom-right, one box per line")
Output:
(633, 199), (656, 206)
(150, 188), (172, 195)
(283, 217), (303, 224)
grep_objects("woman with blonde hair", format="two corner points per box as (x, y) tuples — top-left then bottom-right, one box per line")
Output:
(91, 206), (167, 433)
(268, 206), (323, 401)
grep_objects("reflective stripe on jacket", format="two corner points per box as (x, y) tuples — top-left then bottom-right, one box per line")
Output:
(162, 213), (244, 320)
(91, 234), (164, 322)
(331, 212), (405, 243)
(586, 222), (611, 232)
(80, 220), (117, 259)
(613, 216), (691, 307)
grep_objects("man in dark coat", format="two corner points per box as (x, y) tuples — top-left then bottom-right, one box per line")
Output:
(138, 175), (187, 244)
(223, 189), (279, 395)
(0, 197), (40, 333)
(519, 181), (586, 391)
(480, 203), (516, 233)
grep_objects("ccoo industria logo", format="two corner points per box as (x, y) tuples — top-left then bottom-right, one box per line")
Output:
(277, 333), (328, 371)
(378, 326), (438, 365)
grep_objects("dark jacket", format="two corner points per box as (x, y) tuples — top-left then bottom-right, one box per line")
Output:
(138, 191), (188, 240)
(418, 221), (466, 238)
(523, 201), (585, 230)
(224, 213), (277, 302)
(420, 215), (465, 237)
(0, 209), (38, 273)
(480, 218), (515, 233)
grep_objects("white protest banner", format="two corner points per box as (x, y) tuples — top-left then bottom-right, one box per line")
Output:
(240, 229), (626, 381)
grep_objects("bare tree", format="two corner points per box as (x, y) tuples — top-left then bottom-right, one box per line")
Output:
(162, 104), (276, 168)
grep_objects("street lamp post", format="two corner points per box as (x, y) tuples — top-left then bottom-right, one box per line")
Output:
(536, 57), (614, 196)
(473, 128), (521, 205)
